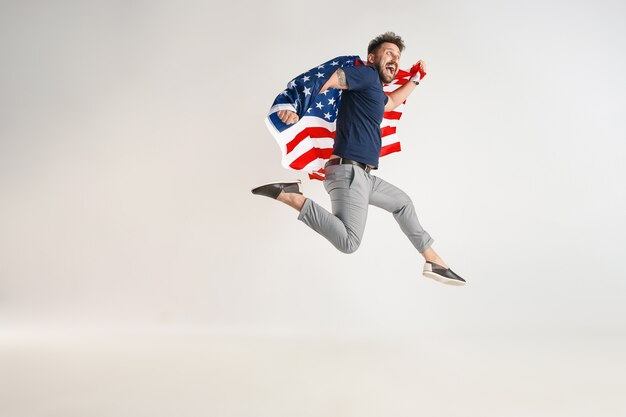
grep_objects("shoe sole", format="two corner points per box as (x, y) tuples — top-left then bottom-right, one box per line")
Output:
(251, 180), (302, 193)
(423, 271), (466, 286)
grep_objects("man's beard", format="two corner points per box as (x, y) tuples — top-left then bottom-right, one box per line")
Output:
(377, 61), (395, 83)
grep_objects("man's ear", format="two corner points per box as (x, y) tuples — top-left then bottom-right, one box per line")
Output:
(367, 53), (375, 64)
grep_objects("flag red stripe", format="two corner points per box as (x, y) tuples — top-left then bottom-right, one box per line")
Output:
(396, 69), (411, 78)
(289, 147), (334, 170)
(380, 141), (401, 157)
(308, 171), (325, 180)
(384, 111), (402, 120)
(381, 126), (397, 137)
(286, 127), (336, 154)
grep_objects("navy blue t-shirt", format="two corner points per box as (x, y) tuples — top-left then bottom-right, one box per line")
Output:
(333, 65), (388, 168)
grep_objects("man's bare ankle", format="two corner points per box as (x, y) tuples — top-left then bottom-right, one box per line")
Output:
(424, 255), (448, 269)
(276, 192), (305, 211)
(430, 258), (448, 269)
(276, 191), (287, 203)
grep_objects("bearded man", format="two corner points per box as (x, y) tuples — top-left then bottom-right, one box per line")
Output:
(252, 32), (466, 286)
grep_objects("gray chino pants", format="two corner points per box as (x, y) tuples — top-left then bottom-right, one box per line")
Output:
(297, 163), (434, 254)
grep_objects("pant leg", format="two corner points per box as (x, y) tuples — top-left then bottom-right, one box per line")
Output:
(368, 175), (434, 253)
(297, 164), (370, 254)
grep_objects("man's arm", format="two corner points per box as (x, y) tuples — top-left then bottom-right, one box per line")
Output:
(384, 81), (417, 112)
(278, 69), (348, 124)
(320, 68), (349, 92)
(384, 60), (426, 112)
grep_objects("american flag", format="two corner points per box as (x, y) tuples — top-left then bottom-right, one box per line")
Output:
(265, 55), (425, 180)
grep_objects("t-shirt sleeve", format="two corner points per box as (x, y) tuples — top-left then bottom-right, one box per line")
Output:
(342, 65), (378, 91)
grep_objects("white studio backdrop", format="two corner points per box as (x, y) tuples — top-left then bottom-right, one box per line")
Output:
(1, 0), (625, 338)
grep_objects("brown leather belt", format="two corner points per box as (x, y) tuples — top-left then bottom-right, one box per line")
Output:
(325, 158), (374, 173)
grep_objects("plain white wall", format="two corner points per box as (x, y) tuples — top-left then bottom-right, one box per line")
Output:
(1, 0), (625, 337)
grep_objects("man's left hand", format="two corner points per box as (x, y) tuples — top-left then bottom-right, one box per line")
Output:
(416, 60), (427, 74)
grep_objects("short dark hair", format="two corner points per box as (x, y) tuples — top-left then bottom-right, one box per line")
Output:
(367, 32), (405, 55)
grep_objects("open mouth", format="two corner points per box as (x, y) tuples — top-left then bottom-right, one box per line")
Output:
(385, 65), (396, 76)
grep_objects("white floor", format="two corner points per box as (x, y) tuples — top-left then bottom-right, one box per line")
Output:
(2, 328), (625, 417)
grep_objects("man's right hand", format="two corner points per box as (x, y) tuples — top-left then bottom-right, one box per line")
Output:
(277, 110), (299, 125)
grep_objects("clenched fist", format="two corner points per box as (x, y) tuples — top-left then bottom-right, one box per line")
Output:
(416, 59), (426, 74)
(277, 110), (299, 125)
